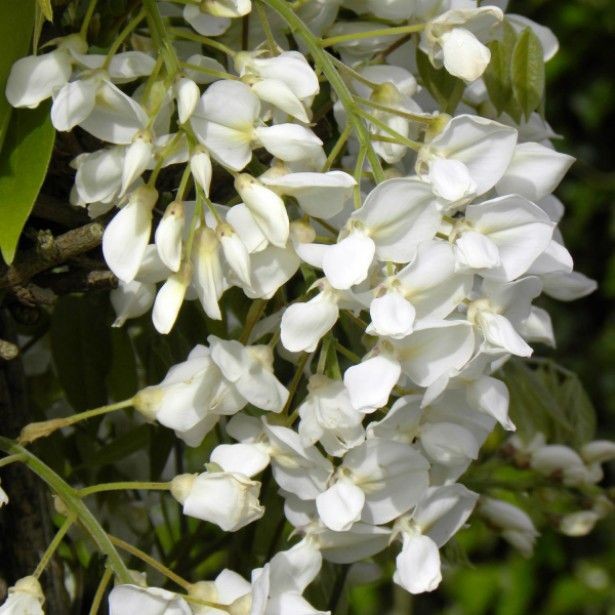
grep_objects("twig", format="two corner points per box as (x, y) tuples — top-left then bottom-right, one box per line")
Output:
(0, 223), (105, 289)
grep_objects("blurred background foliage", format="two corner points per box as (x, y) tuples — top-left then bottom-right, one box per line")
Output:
(1, 0), (613, 613)
(385, 0), (615, 613)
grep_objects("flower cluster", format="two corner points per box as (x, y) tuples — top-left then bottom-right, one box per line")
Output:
(2, 0), (612, 613)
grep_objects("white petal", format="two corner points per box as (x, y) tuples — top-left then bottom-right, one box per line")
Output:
(455, 231), (501, 270)
(261, 171), (356, 219)
(496, 142), (574, 201)
(111, 280), (156, 327)
(255, 124), (323, 162)
(211, 443), (270, 477)
(466, 376), (514, 430)
(152, 266), (191, 334)
(218, 223), (252, 286)
(368, 293), (416, 339)
(102, 188), (156, 282)
(175, 77), (201, 124)
(316, 478), (366, 532)
(440, 28), (491, 82)
(190, 150), (213, 196)
(427, 115), (518, 195)
(281, 291), (339, 352)
(420, 422), (480, 466)
(354, 178), (441, 262)
(252, 78), (309, 122)
(542, 271), (597, 301)
(394, 534), (442, 594)
(428, 157), (477, 201)
(183, 5), (231, 35)
(234, 174), (289, 248)
(395, 321), (475, 387)
(155, 201), (185, 272)
(51, 78), (98, 131)
(106, 51), (157, 81)
(192, 228), (225, 320)
(322, 232), (375, 289)
(121, 137), (153, 195)
(6, 50), (71, 109)
(226, 203), (268, 253)
(466, 195), (554, 281)
(80, 81), (148, 144)
(192, 79), (259, 129)
(248, 52), (320, 100)
(477, 311), (533, 356)
(344, 355), (401, 412)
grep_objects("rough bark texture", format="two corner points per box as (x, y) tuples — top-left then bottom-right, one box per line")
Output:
(0, 309), (70, 612)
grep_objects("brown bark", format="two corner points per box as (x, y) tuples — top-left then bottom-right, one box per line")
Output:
(0, 310), (70, 612)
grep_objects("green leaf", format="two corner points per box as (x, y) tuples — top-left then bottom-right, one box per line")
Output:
(0, 103), (55, 263)
(511, 27), (545, 120)
(83, 425), (151, 469)
(416, 48), (465, 114)
(554, 374), (597, 446)
(0, 0), (35, 151)
(106, 328), (139, 401)
(484, 21), (517, 115)
(50, 295), (113, 411)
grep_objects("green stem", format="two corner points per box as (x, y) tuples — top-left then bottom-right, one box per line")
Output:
(180, 61), (238, 81)
(103, 8), (146, 69)
(356, 96), (437, 125)
(80, 0), (99, 39)
(19, 398), (134, 445)
(239, 299), (268, 344)
(176, 164), (193, 200)
(355, 107), (422, 150)
(0, 437), (132, 583)
(282, 352), (310, 416)
(320, 23), (426, 48)
(88, 567), (113, 615)
(78, 481), (171, 498)
(108, 534), (192, 591)
(143, 0), (181, 74)
(261, 0), (384, 183)
(170, 27), (236, 58)
(0, 453), (25, 469)
(255, 1), (278, 54)
(32, 514), (75, 579)
(322, 123), (352, 171)
(334, 342), (361, 363)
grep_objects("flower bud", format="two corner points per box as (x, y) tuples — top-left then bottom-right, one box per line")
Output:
(580, 440), (615, 465)
(0, 576), (45, 614)
(121, 131), (154, 195)
(190, 149), (213, 196)
(171, 470), (264, 532)
(217, 222), (251, 286)
(234, 174), (289, 248)
(111, 280), (156, 327)
(155, 200), (185, 272)
(152, 263), (192, 334)
(174, 77), (200, 124)
(559, 511), (600, 537)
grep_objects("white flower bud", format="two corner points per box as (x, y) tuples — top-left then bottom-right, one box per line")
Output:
(174, 77), (200, 124)
(190, 149), (213, 196)
(155, 200), (185, 272)
(121, 132), (154, 195)
(559, 511), (600, 537)
(152, 263), (192, 334)
(217, 222), (251, 286)
(234, 174), (289, 248)
(110, 280), (156, 327)
(0, 576), (45, 614)
(172, 470), (264, 532)
(580, 440), (615, 465)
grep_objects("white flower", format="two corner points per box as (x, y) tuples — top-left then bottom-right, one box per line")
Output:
(170, 470), (264, 531)
(108, 584), (191, 615)
(0, 576), (45, 615)
(479, 497), (539, 557)
(102, 186), (159, 283)
(298, 375), (365, 456)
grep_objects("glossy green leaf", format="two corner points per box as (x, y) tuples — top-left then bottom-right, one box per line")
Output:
(416, 48), (465, 114)
(484, 21), (517, 115)
(0, 103), (55, 263)
(50, 295), (113, 411)
(0, 0), (35, 151)
(511, 27), (546, 120)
